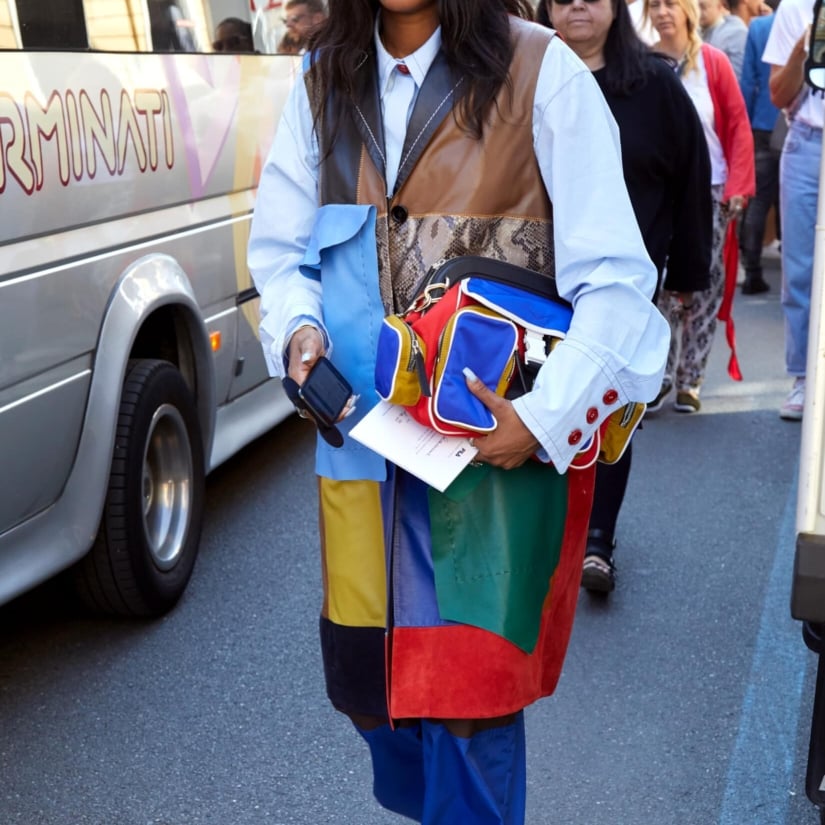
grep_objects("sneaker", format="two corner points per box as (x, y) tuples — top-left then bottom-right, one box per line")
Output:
(646, 377), (673, 414)
(763, 239), (782, 260)
(780, 378), (805, 421)
(674, 388), (701, 413)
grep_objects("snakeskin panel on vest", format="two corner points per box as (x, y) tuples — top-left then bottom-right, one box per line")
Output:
(308, 17), (556, 315)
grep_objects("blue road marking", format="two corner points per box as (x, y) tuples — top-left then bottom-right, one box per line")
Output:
(719, 475), (811, 824)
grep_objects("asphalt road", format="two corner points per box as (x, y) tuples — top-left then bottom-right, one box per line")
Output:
(1, 252), (821, 825)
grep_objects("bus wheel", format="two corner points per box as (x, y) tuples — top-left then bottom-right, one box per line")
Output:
(75, 359), (205, 617)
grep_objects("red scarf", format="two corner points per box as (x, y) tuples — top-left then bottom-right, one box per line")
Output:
(718, 220), (743, 381)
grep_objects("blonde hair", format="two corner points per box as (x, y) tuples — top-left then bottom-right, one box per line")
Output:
(643, 0), (703, 74)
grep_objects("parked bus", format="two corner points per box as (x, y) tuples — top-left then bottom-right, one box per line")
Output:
(0, 0), (300, 617)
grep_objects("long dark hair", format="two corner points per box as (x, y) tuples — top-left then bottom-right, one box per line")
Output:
(307, 0), (534, 139)
(536, 0), (649, 95)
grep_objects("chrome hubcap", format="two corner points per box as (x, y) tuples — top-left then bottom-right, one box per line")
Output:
(142, 404), (192, 570)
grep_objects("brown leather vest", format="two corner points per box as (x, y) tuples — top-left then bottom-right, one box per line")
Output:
(309, 17), (556, 314)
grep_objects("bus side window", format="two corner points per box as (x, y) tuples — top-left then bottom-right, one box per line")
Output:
(15, 0), (88, 49)
(148, 0), (207, 52)
(208, 1), (283, 55)
(84, 0), (150, 52)
(0, 0), (17, 48)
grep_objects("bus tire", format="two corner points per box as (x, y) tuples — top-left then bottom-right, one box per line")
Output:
(75, 359), (205, 617)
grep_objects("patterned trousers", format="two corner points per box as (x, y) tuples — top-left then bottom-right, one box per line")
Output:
(657, 184), (726, 393)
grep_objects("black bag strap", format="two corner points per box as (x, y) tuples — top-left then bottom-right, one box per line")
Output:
(412, 255), (571, 309)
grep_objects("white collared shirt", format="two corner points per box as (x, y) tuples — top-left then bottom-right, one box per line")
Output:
(374, 19), (442, 194)
(248, 30), (668, 472)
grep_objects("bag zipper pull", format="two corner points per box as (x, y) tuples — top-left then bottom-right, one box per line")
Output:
(412, 337), (431, 397)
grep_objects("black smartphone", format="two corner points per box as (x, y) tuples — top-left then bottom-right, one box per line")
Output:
(297, 356), (353, 428)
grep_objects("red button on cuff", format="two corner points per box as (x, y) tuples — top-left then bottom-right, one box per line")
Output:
(603, 389), (619, 405)
(568, 429), (583, 446)
(586, 407), (599, 424)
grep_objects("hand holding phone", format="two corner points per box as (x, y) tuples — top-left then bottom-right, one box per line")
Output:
(298, 357), (354, 427)
(282, 357), (355, 448)
(287, 325), (325, 381)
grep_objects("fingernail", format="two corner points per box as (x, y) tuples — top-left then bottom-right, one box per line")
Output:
(463, 367), (478, 382)
(301, 351), (312, 363)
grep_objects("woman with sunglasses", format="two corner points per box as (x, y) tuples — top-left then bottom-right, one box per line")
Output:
(538, 0), (712, 592)
(645, 0), (755, 413)
(249, 0), (670, 821)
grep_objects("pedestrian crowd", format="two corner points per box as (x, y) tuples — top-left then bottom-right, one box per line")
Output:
(576, 0), (821, 594)
(248, 0), (823, 821)
(539, 0), (820, 594)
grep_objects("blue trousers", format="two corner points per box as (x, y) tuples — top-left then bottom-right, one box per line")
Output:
(779, 121), (822, 376)
(357, 714), (527, 824)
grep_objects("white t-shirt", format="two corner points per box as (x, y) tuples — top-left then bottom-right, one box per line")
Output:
(762, 0), (825, 128)
(681, 51), (728, 185)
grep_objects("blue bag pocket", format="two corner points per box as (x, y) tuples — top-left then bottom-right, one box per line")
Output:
(375, 315), (430, 406)
(431, 306), (518, 433)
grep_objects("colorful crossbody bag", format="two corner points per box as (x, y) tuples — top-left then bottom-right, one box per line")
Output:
(375, 256), (572, 437)
(374, 256), (646, 465)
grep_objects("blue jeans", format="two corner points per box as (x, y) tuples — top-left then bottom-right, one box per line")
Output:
(779, 121), (822, 376)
